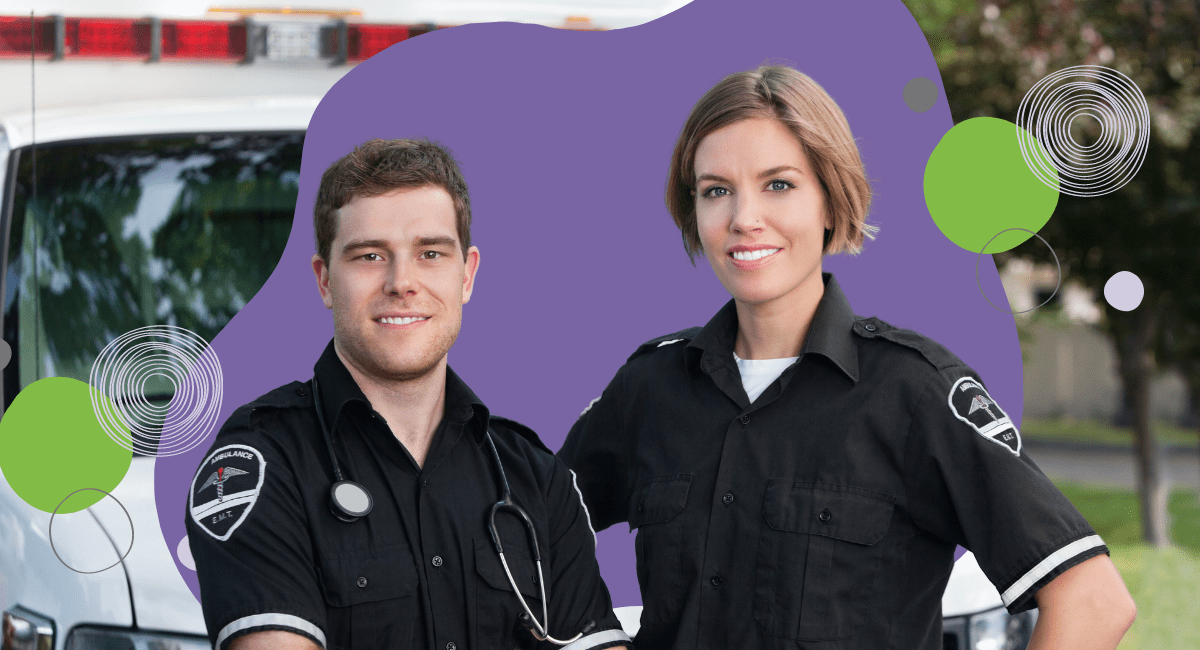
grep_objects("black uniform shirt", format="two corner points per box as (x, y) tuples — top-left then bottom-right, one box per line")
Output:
(558, 274), (1107, 650)
(186, 340), (631, 650)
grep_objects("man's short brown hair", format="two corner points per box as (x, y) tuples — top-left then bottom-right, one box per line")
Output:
(314, 138), (472, 262)
(665, 65), (876, 263)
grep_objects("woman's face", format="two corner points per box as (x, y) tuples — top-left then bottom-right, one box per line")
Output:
(693, 117), (831, 308)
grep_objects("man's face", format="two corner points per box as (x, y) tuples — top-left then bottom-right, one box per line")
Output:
(312, 186), (480, 383)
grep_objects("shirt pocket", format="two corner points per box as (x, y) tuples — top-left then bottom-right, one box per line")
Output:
(474, 538), (543, 650)
(628, 474), (692, 626)
(318, 544), (420, 650)
(753, 480), (895, 642)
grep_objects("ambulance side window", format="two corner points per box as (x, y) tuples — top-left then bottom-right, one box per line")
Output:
(1, 132), (301, 446)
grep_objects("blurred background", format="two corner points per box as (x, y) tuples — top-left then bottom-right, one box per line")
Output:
(903, 1), (1200, 647)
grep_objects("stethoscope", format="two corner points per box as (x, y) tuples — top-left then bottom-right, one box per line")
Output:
(311, 376), (592, 645)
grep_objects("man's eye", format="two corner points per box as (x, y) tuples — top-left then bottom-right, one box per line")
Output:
(702, 186), (730, 197)
(361, 253), (383, 261)
(768, 180), (794, 191)
(421, 251), (442, 260)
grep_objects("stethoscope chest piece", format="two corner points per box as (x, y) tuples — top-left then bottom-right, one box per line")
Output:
(330, 480), (373, 522)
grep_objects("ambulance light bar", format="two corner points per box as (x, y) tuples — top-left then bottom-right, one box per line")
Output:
(0, 15), (458, 63)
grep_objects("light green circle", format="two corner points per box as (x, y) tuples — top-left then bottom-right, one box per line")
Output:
(0, 377), (132, 513)
(924, 117), (1060, 253)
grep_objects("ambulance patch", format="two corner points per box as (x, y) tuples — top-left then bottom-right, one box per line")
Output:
(948, 377), (1021, 456)
(190, 444), (266, 541)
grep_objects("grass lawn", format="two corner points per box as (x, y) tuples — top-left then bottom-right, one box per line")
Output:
(1055, 482), (1200, 649)
(1024, 417), (1200, 447)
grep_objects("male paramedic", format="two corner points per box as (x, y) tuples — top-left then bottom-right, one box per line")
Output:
(186, 138), (632, 650)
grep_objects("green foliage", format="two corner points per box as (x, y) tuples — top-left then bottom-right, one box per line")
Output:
(1023, 417), (1199, 447)
(1109, 544), (1200, 650)
(1056, 482), (1200, 552)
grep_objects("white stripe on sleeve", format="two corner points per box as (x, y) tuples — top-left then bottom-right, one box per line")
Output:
(560, 628), (633, 650)
(569, 468), (597, 547)
(215, 613), (326, 650)
(1000, 534), (1106, 607)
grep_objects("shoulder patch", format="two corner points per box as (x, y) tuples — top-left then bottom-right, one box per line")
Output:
(189, 444), (267, 540)
(489, 416), (553, 456)
(627, 326), (703, 363)
(948, 377), (1021, 456)
(853, 317), (965, 370)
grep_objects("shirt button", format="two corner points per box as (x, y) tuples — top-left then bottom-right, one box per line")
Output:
(356, 576), (367, 588)
(710, 575), (723, 587)
(818, 508), (832, 523)
(446, 643), (457, 650)
(722, 493), (734, 505)
(638, 501), (645, 513)
(432, 555), (443, 567)
(864, 323), (877, 332)
(739, 415), (749, 425)
(295, 387), (307, 396)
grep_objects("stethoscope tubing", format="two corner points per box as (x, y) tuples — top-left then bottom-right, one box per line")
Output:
(312, 375), (586, 645)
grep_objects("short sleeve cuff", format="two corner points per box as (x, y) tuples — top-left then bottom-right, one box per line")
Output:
(1000, 534), (1109, 613)
(559, 627), (633, 650)
(215, 613), (327, 649)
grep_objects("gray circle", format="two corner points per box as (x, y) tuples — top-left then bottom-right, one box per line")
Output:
(1103, 271), (1144, 311)
(0, 340), (9, 370)
(49, 488), (134, 574)
(975, 228), (1062, 314)
(334, 482), (370, 513)
(904, 77), (938, 113)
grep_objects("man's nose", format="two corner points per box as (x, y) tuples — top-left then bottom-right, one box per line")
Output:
(383, 258), (417, 296)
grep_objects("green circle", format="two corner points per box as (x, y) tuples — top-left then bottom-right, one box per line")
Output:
(924, 117), (1060, 253)
(0, 377), (132, 513)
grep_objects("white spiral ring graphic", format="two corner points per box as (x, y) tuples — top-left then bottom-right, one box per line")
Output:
(1016, 65), (1150, 197)
(89, 325), (223, 457)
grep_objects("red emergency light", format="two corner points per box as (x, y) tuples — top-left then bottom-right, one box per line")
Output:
(0, 14), (601, 63)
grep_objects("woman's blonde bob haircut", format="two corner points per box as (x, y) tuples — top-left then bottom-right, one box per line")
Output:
(666, 65), (876, 262)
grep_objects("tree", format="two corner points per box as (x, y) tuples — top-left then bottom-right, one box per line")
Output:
(903, 0), (1200, 546)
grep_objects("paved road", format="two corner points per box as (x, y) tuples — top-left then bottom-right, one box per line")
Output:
(1025, 441), (1200, 492)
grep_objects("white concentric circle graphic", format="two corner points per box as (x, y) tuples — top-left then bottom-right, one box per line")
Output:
(89, 325), (222, 457)
(1016, 65), (1150, 197)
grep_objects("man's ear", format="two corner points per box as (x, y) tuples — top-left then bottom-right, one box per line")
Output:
(312, 254), (333, 309)
(461, 246), (481, 305)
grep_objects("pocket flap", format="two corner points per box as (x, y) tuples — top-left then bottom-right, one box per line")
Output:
(762, 480), (895, 545)
(318, 545), (418, 607)
(474, 538), (541, 599)
(629, 474), (692, 529)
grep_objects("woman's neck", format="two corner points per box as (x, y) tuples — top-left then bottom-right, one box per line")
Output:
(733, 271), (825, 360)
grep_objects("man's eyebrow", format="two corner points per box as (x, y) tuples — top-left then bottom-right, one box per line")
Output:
(416, 236), (458, 248)
(341, 239), (390, 255)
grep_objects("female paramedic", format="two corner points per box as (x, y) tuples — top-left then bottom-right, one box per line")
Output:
(557, 65), (1135, 650)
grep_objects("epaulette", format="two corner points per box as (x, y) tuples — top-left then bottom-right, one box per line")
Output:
(489, 415), (553, 456)
(851, 316), (965, 370)
(217, 381), (310, 437)
(627, 326), (703, 363)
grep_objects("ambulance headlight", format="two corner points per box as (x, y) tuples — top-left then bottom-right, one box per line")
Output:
(967, 606), (1038, 650)
(3, 607), (54, 650)
(65, 627), (209, 650)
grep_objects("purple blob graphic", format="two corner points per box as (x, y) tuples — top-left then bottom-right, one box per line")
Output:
(157, 0), (1018, 606)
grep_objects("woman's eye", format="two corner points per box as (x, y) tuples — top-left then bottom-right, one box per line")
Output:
(769, 180), (794, 191)
(703, 186), (730, 197)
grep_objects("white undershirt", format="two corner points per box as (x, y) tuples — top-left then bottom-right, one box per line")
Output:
(733, 352), (800, 403)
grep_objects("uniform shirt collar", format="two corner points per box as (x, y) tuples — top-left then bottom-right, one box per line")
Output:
(312, 339), (491, 438)
(687, 272), (860, 384)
